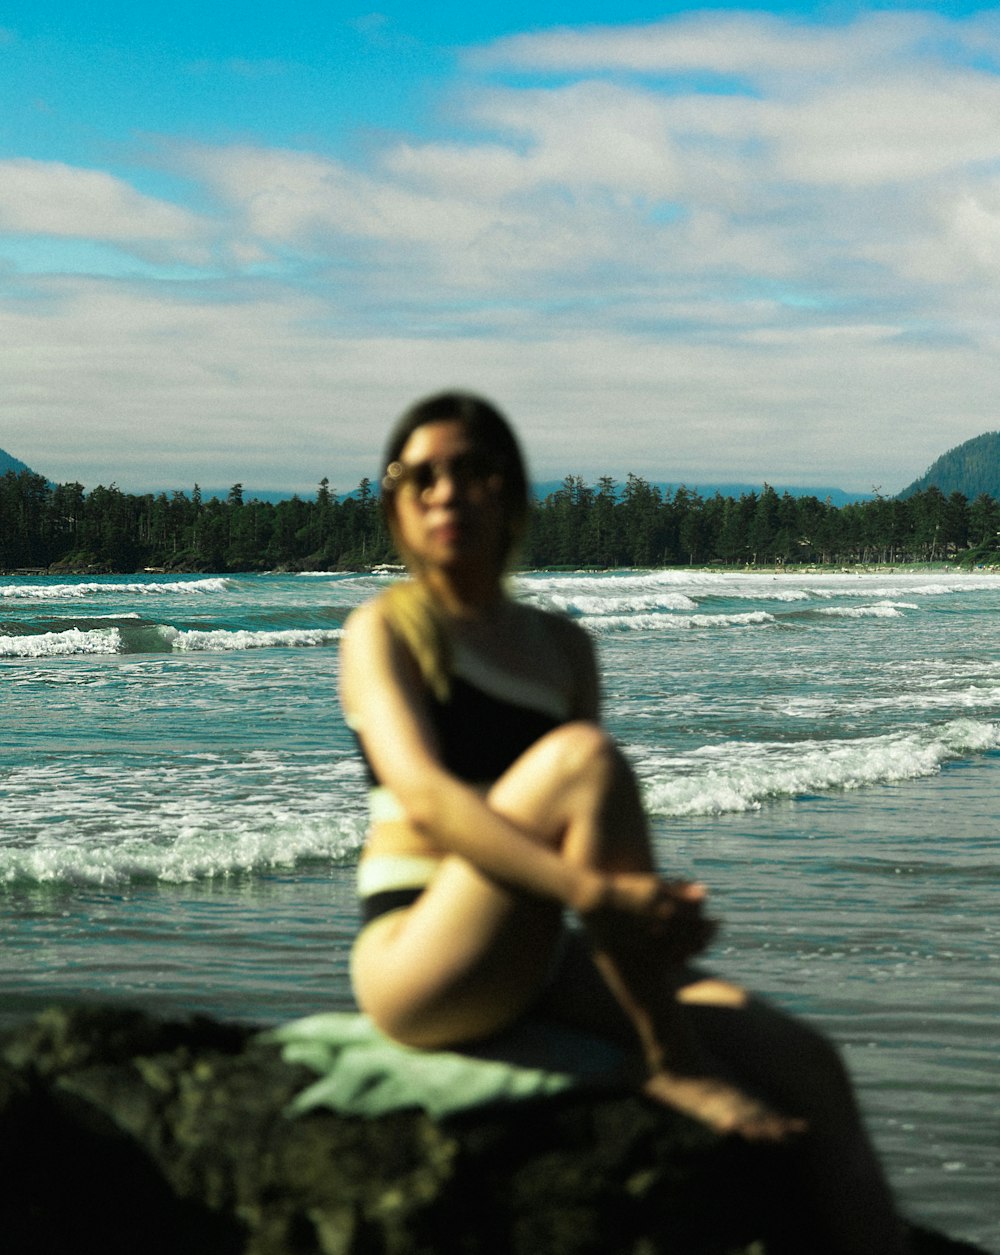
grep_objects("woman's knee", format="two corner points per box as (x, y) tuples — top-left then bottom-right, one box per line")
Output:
(537, 720), (619, 784)
(487, 721), (615, 820)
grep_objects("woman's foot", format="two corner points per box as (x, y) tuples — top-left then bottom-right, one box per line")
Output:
(643, 1070), (807, 1142)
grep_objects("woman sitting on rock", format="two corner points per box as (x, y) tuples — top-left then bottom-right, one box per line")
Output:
(340, 390), (907, 1255)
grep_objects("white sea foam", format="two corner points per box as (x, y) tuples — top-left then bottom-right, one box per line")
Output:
(0, 752), (368, 886)
(0, 627), (122, 657)
(1, 624), (344, 656)
(813, 601), (917, 619)
(908, 583), (982, 596)
(167, 627), (343, 651)
(808, 581), (985, 601)
(683, 585), (813, 604)
(521, 569), (719, 592)
(777, 683), (1000, 719)
(641, 718), (1000, 816)
(580, 609), (776, 632)
(751, 588), (812, 602)
(544, 591), (699, 615)
(0, 577), (233, 600)
(521, 570), (994, 615)
(0, 817), (365, 886)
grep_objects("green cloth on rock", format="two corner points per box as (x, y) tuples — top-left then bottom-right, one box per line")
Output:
(266, 1012), (630, 1120)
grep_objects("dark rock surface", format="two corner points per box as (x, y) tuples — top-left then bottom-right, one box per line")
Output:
(0, 1005), (989, 1255)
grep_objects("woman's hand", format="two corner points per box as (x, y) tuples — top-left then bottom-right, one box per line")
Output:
(577, 872), (719, 963)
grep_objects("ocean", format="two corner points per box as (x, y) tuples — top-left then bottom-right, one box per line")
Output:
(1, 568), (997, 1249)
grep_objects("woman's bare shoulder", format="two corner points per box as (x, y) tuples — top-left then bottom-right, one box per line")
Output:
(340, 594), (404, 688)
(344, 593), (383, 628)
(343, 590), (398, 645)
(340, 592), (428, 728)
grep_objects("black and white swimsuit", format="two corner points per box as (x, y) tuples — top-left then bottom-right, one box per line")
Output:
(353, 640), (571, 924)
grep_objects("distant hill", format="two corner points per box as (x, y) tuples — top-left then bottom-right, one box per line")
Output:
(533, 479), (874, 506)
(898, 432), (1000, 500)
(0, 447), (39, 478)
(0, 455), (874, 507)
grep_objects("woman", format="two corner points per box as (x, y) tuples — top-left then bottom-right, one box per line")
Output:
(341, 391), (907, 1253)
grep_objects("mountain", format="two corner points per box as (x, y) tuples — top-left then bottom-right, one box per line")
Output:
(0, 454), (874, 507)
(898, 432), (1000, 500)
(0, 448), (40, 478)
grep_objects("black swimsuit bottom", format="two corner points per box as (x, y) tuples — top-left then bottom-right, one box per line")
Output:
(361, 886), (426, 924)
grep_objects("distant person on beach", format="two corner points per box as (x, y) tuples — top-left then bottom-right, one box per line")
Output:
(340, 390), (908, 1254)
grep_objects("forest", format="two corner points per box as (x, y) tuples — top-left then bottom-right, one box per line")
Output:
(2, 468), (1000, 574)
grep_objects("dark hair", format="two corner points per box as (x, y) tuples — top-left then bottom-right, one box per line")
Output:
(377, 393), (530, 698)
(380, 390), (530, 568)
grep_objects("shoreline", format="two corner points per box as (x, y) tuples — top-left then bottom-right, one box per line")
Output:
(2, 560), (991, 579)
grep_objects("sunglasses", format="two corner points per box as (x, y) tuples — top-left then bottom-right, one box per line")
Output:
(382, 450), (505, 496)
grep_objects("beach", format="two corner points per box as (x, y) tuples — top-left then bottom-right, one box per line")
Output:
(1, 567), (998, 1248)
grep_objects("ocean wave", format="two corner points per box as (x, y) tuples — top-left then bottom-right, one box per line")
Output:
(901, 583), (990, 597)
(809, 582), (978, 601)
(0, 577), (234, 601)
(167, 626), (343, 651)
(690, 586), (814, 604)
(800, 683), (1000, 720)
(522, 569), (717, 591)
(641, 718), (1000, 816)
(0, 817), (365, 887)
(812, 601), (917, 619)
(545, 591), (699, 615)
(775, 680), (1000, 719)
(0, 751), (368, 887)
(0, 627), (122, 658)
(0, 622), (344, 657)
(521, 572), (1000, 618)
(581, 609), (776, 632)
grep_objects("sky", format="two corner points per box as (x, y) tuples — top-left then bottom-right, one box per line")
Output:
(3, 1), (1000, 496)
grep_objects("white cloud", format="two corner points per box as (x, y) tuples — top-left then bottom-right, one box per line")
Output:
(458, 82), (682, 199)
(3, 267), (996, 495)
(0, 159), (205, 249)
(471, 10), (1000, 82)
(764, 72), (1000, 186)
(5, 9), (1000, 494)
(148, 9), (1000, 317)
(895, 178), (1000, 289)
(185, 144), (519, 254)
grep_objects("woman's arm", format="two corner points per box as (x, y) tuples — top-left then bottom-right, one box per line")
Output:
(340, 598), (607, 913)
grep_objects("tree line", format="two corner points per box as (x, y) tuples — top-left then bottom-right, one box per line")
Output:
(3, 469), (1000, 574)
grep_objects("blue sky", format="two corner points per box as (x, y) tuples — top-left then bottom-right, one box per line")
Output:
(3, 2), (1000, 494)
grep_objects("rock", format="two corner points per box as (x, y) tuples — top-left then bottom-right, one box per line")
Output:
(0, 1005), (989, 1255)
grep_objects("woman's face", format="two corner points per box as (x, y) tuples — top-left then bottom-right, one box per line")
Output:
(388, 419), (509, 576)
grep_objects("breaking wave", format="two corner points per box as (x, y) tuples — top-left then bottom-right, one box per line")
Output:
(640, 718), (1000, 816)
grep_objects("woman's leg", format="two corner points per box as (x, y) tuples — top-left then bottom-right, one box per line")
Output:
(685, 997), (908, 1255)
(351, 852), (566, 1046)
(354, 722), (791, 1136)
(485, 724), (804, 1138)
(538, 939), (907, 1255)
(352, 722), (630, 1046)
(353, 722), (906, 1248)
